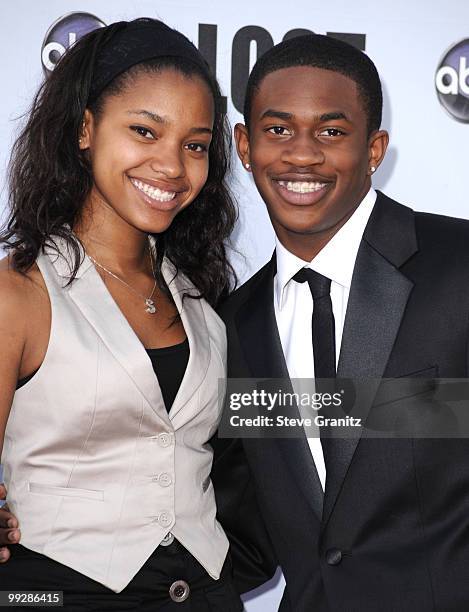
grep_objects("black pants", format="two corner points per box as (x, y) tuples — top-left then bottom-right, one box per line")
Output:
(1, 541), (243, 611)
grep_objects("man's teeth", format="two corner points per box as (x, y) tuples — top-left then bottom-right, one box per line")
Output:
(277, 180), (327, 193)
(131, 179), (176, 202)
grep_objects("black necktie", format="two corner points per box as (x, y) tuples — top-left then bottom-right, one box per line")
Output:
(293, 268), (336, 466)
(293, 268), (336, 380)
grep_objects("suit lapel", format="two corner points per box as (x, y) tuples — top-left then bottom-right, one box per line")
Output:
(236, 256), (288, 380)
(322, 192), (417, 526)
(236, 255), (324, 520)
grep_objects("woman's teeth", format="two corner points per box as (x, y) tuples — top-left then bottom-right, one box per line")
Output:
(131, 178), (176, 202)
(277, 180), (327, 193)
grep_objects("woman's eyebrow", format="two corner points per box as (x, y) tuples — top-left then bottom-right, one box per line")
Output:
(189, 127), (213, 135)
(126, 109), (167, 124)
(126, 110), (212, 134)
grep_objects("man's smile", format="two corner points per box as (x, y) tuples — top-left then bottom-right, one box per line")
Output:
(271, 175), (332, 206)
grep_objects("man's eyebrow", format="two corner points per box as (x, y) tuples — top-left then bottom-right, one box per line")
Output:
(259, 109), (293, 121)
(319, 111), (348, 122)
(259, 109), (350, 122)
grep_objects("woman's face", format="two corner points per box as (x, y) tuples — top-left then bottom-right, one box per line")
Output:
(80, 68), (214, 234)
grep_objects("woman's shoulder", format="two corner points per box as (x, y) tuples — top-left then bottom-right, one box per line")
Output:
(0, 257), (31, 360)
(0, 256), (46, 324)
(0, 255), (28, 297)
(0, 256), (50, 382)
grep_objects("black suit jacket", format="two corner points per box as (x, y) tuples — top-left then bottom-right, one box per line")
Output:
(212, 192), (469, 611)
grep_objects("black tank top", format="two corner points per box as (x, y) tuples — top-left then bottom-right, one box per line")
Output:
(145, 338), (189, 411)
(16, 338), (190, 414)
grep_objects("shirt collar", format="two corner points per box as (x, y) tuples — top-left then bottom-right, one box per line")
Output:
(274, 188), (377, 310)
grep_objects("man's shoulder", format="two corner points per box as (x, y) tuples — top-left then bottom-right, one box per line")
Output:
(414, 208), (469, 238)
(409, 207), (469, 266)
(218, 258), (273, 321)
(379, 190), (469, 236)
(376, 191), (469, 259)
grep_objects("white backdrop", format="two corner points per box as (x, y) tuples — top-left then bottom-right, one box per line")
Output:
(1, 1), (469, 609)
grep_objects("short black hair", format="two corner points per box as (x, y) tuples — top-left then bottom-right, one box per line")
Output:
(244, 34), (383, 135)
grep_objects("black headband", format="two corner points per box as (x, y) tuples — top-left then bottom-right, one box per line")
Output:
(88, 18), (209, 103)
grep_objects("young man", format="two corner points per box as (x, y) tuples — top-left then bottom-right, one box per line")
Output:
(212, 35), (469, 611)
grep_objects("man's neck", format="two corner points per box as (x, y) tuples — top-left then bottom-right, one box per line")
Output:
(274, 189), (375, 262)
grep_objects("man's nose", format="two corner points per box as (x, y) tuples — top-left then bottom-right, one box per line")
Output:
(281, 134), (325, 166)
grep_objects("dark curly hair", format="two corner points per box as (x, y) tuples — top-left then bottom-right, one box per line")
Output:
(244, 33), (383, 136)
(1, 20), (237, 306)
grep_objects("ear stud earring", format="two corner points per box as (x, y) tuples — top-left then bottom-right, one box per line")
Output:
(79, 120), (86, 145)
(244, 162), (251, 170)
(370, 166), (376, 173)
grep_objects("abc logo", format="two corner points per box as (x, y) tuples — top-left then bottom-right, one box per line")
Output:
(41, 12), (106, 73)
(435, 38), (469, 123)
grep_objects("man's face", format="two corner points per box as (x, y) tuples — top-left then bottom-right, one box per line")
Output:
(235, 66), (388, 260)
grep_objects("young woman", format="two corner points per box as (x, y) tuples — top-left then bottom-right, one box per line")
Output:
(0, 17), (243, 610)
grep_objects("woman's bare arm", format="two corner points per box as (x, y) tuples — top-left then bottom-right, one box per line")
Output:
(0, 258), (31, 561)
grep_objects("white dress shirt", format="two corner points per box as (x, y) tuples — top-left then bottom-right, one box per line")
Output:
(274, 188), (377, 489)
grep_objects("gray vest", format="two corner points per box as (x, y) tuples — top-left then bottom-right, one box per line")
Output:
(2, 240), (229, 592)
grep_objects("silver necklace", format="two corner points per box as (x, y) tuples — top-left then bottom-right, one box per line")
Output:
(88, 250), (157, 314)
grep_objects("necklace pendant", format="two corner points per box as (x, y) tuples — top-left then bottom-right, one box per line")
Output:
(145, 298), (156, 314)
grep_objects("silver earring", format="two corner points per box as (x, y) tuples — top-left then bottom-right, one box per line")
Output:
(79, 120), (86, 145)
(244, 162), (251, 170)
(370, 166), (376, 173)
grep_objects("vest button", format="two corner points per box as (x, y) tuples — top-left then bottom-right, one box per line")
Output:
(158, 473), (172, 487)
(158, 432), (173, 448)
(169, 580), (190, 602)
(326, 548), (343, 565)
